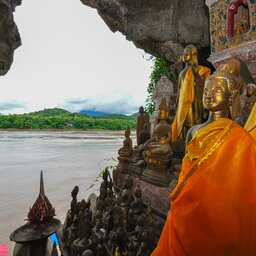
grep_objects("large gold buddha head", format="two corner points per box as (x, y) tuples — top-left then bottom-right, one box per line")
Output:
(182, 44), (198, 65)
(203, 69), (240, 112)
(158, 97), (169, 120)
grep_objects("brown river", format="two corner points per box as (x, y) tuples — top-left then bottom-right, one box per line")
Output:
(0, 130), (134, 255)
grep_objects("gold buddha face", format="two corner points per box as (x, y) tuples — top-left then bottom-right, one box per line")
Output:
(158, 109), (168, 120)
(203, 77), (230, 111)
(183, 45), (197, 63)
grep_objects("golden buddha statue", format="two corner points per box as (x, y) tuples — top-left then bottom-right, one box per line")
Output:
(172, 45), (211, 141)
(141, 97), (172, 187)
(152, 68), (256, 256)
(143, 97), (171, 158)
(118, 128), (133, 158)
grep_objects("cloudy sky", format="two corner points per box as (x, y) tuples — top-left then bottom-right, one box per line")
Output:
(0, 0), (153, 115)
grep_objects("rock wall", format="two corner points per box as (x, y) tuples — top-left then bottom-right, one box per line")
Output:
(0, 0), (21, 76)
(81, 0), (210, 62)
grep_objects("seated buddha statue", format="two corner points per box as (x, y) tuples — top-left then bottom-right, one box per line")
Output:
(118, 128), (133, 158)
(143, 97), (171, 158)
(141, 97), (172, 187)
(152, 67), (256, 256)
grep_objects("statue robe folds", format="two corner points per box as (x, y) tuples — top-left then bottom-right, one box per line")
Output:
(172, 66), (211, 141)
(152, 118), (256, 256)
(245, 102), (256, 141)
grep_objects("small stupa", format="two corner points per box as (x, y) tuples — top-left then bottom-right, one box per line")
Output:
(10, 171), (61, 256)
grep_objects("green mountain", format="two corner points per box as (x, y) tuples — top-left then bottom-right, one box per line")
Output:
(29, 108), (75, 117)
(0, 108), (136, 130)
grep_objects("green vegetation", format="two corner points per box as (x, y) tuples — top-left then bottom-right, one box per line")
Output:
(0, 108), (136, 130)
(145, 57), (174, 114)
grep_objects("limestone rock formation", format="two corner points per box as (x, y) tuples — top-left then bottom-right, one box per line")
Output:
(0, 0), (21, 76)
(80, 0), (210, 62)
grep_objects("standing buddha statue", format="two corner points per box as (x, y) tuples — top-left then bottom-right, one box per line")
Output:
(136, 106), (149, 146)
(172, 44), (211, 141)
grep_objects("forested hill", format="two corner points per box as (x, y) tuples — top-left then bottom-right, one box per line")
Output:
(0, 108), (136, 130)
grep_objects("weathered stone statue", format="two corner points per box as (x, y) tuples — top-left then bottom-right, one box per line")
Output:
(120, 175), (133, 210)
(142, 97), (172, 187)
(129, 185), (143, 217)
(71, 199), (92, 255)
(136, 106), (149, 146)
(71, 186), (79, 215)
(172, 44), (211, 141)
(10, 171), (61, 256)
(118, 128), (133, 158)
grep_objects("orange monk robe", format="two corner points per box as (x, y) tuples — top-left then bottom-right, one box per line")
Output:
(244, 102), (256, 141)
(172, 66), (211, 141)
(152, 118), (256, 256)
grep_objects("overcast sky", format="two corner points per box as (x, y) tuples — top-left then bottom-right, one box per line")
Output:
(0, 0), (153, 115)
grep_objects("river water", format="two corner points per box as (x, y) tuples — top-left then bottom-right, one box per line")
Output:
(0, 130), (132, 255)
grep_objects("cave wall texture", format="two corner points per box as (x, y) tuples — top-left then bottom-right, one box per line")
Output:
(0, 0), (21, 76)
(80, 0), (211, 63)
(0, 0), (211, 74)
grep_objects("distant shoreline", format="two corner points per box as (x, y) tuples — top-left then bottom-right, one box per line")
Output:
(0, 128), (135, 134)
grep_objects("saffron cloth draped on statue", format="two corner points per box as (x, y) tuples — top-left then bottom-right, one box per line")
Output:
(172, 66), (211, 141)
(151, 118), (256, 256)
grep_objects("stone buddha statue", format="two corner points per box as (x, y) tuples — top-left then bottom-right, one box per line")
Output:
(120, 175), (133, 210)
(136, 106), (149, 146)
(172, 44), (211, 141)
(118, 128), (133, 158)
(141, 97), (172, 187)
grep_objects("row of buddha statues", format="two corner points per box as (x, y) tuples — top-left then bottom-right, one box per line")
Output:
(62, 169), (162, 256)
(117, 44), (256, 188)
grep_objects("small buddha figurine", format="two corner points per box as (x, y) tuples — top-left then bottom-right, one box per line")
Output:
(172, 44), (211, 141)
(130, 185), (143, 216)
(120, 175), (133, 210)
(70, 186), (79, 214)
(143, 97), (171, 157)
(136, 106), (149, 146)
(118, 128), (133, 158)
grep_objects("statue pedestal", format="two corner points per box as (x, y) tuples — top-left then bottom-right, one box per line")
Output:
(141, 154), (172, 187)
(116, 151), (146, 178)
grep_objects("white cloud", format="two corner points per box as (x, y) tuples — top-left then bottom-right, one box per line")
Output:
(0, 0), (152, 114)
(62, 94), (141, 115)
(0, 100), (26, 113)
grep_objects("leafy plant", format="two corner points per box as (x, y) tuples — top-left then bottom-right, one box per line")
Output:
(85, 158), (117, 191)
(145, 57), (174, 114)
